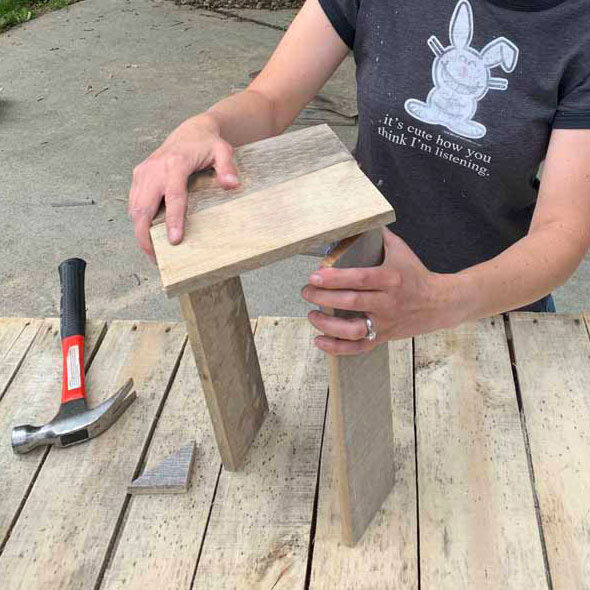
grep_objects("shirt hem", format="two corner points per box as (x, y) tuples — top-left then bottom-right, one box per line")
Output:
(552, 111), (590, 129)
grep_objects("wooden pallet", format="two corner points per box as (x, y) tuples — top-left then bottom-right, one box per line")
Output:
(1, 314), (589, 587)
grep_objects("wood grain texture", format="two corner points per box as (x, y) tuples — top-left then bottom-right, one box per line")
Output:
(415, 318), (547, 589)
(510, 312), (590, 589)
(180, 277), (267, 471)
(127, 442), (196, 494)
(311, 338), (418, 587)
(0, 319), (106, 547)
(152, 125), (353, 226)
(100, 321), (250, 589)
(0, 318), (42, 402)
(321, 229), (395, 546)
(0, 321), (186, 589)
(193, 318), (328, 589)
(152, 158), (395, 296)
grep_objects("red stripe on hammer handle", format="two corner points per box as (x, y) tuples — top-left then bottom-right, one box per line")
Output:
(61, 334), (86, 403)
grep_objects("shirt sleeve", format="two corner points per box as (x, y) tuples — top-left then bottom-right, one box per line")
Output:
(317, 0), (359, 50)
(552, 73), (590, 129)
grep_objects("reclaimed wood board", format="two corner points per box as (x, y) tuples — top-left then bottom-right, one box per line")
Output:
(320, 229), (395, 546)
(311, 338), (418, 587)
(0, 321), (186, 588)
(127, 442), (196, 494)
(510, 313), (590, 589)
(0, 318), (42, 402)
(0, 319), (106, 548)
(180, 278), (267, 471)
(193, 318), (329, 589)
(101, 327), (257, 589)
(151, 128), (394, 297)
(415, 318), (547, 588)
(151, 125), (353, 225)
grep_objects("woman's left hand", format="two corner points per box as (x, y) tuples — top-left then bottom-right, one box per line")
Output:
(301, 228), (464, 356)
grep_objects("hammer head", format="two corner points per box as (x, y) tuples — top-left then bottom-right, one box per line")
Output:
(11, 379), (137, 454)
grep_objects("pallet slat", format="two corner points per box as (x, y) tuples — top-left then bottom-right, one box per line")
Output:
(0, 321), (186, 588)
(0, 319), (106, 547)
(101, 328), (234, 588)
(510, 312), (590, 589)
(310, 338), (418, 588)
(415, 318), (547, 588)
(193, 317), (328, 589)
(0, 318), (43, 402)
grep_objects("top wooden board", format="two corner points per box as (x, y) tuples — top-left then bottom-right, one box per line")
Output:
(151, 125), (395, 297)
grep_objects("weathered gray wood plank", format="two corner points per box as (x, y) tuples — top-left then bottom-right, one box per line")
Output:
(510, 312), (590, 589)
(101, 324), (252, 589)
(151, 155), (395, 296)
(152, 124), (353, 226)
(0, 318), (43, 402)
(321, 229), (395, 546)
(193, 317), (328, 589)
(415, 318), (547, 588)
(127, 442), (196, 494)
(310, 338), (418, 587)
(180, 278), (267, 471)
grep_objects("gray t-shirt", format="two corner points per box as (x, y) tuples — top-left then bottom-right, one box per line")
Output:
(318, 0), (590, 311)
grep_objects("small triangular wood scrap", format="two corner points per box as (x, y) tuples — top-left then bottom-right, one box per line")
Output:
(128, 442), (196, 495)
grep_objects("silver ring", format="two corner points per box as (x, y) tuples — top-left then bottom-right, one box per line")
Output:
(364, 316), (377, 341)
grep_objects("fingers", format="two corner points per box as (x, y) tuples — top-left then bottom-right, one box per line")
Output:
(212, 141), (240, 189)
(164, 178), (188, 245)
(128, 179), (163, 261)
(308, 310), (369, 341)
(132, 213), (157, 263)
(301, 284), (379, 312)
(309, 266), (398, 290)
(314, 334), (376, 356)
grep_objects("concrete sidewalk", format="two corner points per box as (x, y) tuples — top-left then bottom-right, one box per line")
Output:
(0, 0), (356, 320)
(0, 0), (587, 321)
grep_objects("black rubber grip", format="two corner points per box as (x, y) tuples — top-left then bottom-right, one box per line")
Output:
(58, 258), (87, 339)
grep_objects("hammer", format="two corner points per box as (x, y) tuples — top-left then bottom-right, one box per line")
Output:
(11, 258), (137, 454)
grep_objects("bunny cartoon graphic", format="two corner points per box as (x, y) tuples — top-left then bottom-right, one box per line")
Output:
(404, 0), (519, 139)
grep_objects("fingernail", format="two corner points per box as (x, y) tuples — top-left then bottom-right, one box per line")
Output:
(310, 273), (323, 286)
(301, 287), (309, 299)
(222, 174), (239, 185)
(169, 228), (182, 243)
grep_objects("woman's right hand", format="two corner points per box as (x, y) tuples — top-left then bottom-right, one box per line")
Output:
(128, 114), (240, 263)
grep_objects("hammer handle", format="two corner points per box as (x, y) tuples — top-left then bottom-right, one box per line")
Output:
(59, 258), (86, 339)
(58, 258), (87, 404)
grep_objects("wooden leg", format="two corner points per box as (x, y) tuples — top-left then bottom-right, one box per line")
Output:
(180, 276), (268, 471)
(322, 229), (395, 545)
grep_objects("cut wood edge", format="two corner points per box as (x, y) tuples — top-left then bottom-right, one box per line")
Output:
(128, 442), (196, 495)
(158, 208), (394, 298)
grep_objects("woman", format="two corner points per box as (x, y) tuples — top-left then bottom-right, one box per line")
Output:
(129, 0), (590, 356)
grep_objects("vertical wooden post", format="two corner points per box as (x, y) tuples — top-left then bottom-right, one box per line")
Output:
(321, 229), (395, 545)
(180, 276), (268, 471)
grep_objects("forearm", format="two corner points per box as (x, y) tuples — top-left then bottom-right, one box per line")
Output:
(444, 225), (588, 321)
(200, 88), (283, 147)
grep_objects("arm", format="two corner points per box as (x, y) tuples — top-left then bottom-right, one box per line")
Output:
(129, 0), (349, 260)
(453, 128), (590, 319)
(302, 129), (590, 354)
